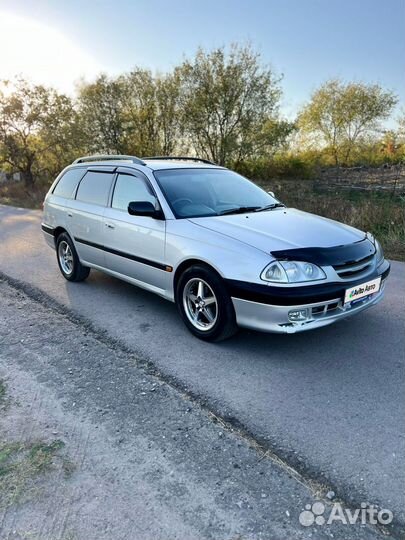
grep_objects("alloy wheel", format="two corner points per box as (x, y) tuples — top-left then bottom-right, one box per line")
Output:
(58, 240), (74, 275)
(182, 278), (218, 331)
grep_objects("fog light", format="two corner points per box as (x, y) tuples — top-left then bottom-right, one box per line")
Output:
(288, 309), (309, 322)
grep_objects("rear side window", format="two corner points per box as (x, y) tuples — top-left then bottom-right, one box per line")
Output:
(76, 171), (114, 206)
(53, 168), (84, 199)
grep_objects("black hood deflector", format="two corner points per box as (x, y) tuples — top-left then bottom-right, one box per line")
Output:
(271, 238), (376, 267)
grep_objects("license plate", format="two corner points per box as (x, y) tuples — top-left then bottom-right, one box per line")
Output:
(344, 277), (381, 305)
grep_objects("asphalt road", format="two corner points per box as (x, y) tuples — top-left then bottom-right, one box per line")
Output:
(1, 204), (404, 532)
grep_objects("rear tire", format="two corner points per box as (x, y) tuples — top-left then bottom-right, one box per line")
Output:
(176, 264), (237, 342)
(56, 232), (90, 282)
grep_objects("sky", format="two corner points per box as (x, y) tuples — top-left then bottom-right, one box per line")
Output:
(0, 0), (404, 122)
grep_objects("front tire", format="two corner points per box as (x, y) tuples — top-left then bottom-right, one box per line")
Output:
(176, 265), (237, 342)
(56, 232), (90, 282)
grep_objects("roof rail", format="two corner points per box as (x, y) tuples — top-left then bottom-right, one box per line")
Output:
(143, 156), (217, 165)
(73, 154), (146, 166)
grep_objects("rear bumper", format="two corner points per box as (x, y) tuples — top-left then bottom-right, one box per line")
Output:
(41, 224), (56, 249)
(230, 260), (390, 334)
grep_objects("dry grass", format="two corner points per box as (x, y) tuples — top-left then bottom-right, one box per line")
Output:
(260, 178), (405, 261)
(0, 181), (48, 209)
(0, 439), (65, 508)
(0, 379), (75, 513)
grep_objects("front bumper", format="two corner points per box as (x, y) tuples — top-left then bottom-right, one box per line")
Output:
(230, 260), (390, 334)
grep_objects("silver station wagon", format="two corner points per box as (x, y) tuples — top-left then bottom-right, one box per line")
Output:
(42, 155), (390, 341)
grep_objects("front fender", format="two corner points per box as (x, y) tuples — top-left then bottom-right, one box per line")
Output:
(165, 220), (271, 300)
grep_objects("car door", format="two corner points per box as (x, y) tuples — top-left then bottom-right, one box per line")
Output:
(103, 170), (167, 290)
(70, 167), (115, 268)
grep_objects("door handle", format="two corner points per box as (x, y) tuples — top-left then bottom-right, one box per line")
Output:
(67, 212), (73, 217)
(105, 223), (115, 229)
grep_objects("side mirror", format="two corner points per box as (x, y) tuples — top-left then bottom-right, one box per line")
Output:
(267, 190), (275, 198)
(128, 200), (163, 219)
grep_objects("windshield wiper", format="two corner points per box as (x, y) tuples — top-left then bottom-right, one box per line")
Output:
(255, 203), (286, 212)
(218, 206), (261, 216)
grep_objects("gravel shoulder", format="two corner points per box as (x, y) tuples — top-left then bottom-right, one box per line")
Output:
(0, 280), (394, 540)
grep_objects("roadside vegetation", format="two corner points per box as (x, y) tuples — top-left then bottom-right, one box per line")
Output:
(262, 180), (405, 261)
(0, 440), (65, 508)
(0, 43), (404, 259)
(0, 379), (73, 510)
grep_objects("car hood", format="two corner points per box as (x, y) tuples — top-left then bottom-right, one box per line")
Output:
(189, 208), (366, 254)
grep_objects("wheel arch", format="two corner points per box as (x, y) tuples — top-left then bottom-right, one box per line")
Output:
(173, 258), (224, 293)
(53, 226), (68, 244)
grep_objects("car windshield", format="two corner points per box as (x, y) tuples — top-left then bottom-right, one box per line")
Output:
(154, 168), (280, 218)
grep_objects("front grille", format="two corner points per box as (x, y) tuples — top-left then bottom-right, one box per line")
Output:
(333, 254), (375, 279)
(311, 300), (340, 318)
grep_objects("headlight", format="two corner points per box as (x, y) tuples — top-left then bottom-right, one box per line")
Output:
(375, 239), (384, 265)
(367, 232), (384, 265)
(261, 260), (326, 283)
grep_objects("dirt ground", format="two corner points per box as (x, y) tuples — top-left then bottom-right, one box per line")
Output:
(0, 279), (392, 540)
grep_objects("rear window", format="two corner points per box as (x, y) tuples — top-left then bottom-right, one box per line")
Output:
(76, 171), (114, 207)
(53, 168), (85, 199)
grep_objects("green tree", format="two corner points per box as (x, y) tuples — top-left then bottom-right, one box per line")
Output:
(77, 73), (127, 154)
(121, 69), (182, 156)
(397, 111), (405, 142)
(0, 78), (78, 186)
(155, 71), (183, 155)
(298, 79), (398, 166)
(177, 44), (292, 165)
(77, 70), (183, 157)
